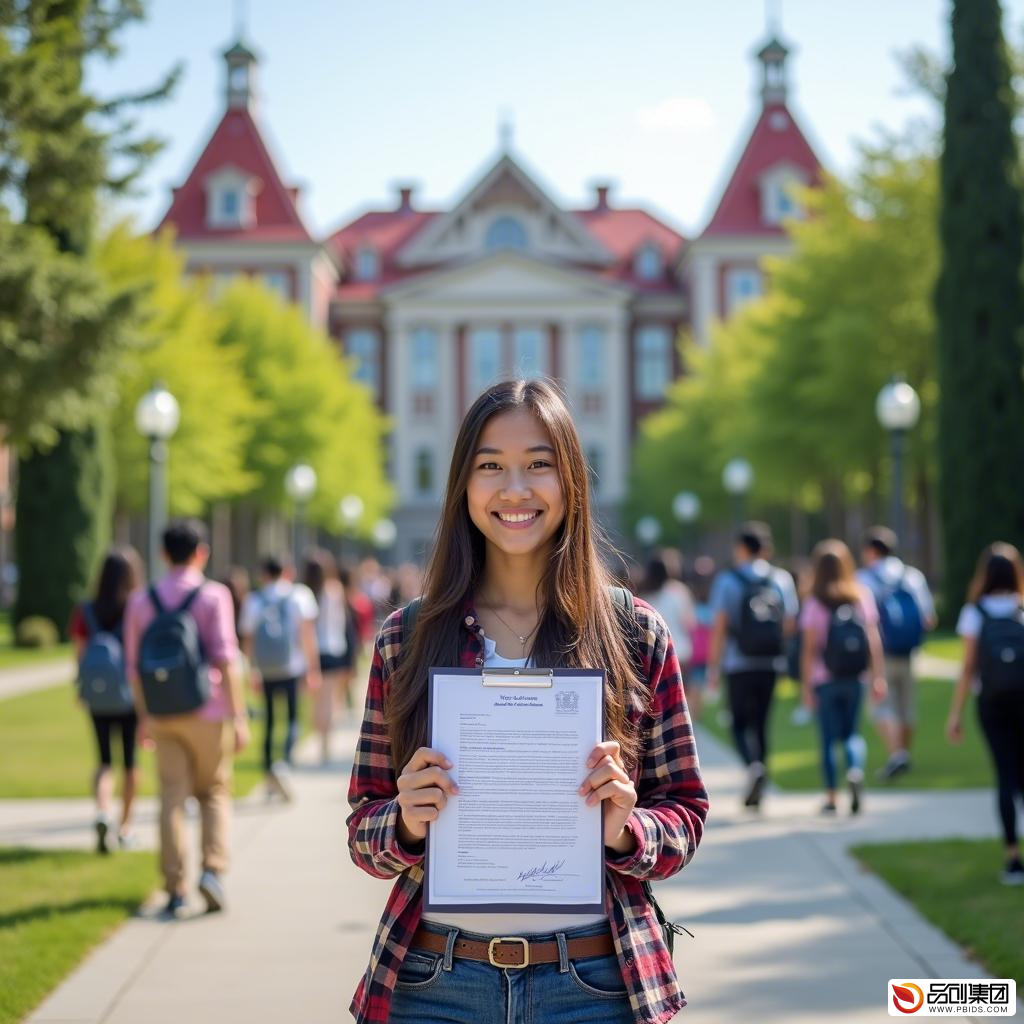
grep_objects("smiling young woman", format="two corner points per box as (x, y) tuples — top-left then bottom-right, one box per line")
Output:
(347, 378), (709, 1024)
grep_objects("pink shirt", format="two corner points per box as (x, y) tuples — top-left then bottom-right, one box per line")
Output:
(123, 566), (239, 721)
(799, 588), (878, 686)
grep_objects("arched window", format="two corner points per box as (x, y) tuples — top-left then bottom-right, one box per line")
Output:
(355, 247), (379, 281)
(634, 244), (663, 281)
(485, 216), (528, 252)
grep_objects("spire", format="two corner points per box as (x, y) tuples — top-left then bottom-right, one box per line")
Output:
(498, 109), (515, 153)
(223, 30), (258, 113)
(756, 30), (791, 106)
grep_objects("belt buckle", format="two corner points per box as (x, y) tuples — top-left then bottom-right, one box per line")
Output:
(488, 936), (530, 969)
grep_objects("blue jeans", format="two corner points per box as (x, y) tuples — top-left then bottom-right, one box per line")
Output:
(816, 678), (866, 791)
(388, 920), (636, 1024)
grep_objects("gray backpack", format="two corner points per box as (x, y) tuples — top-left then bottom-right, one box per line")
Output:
(252, 591), (298, 679)
(77, 603), (134, 716)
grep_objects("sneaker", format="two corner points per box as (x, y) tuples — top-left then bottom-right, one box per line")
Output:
(198, 870), (226, 913)
(743, 762), (766, 809)
(268, 761), (294, 802)
(117, 830), (140, 851)
(160, 894), (186, 919)
(820, 801), (838, 816)
(95, 815), (111, 855)
(1000, 857), (1024, 886)
(847, 769), (864, 816)
(875, 752), (910, 783)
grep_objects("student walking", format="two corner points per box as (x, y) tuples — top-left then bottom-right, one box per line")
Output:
(857, 527), (936, 781)
(304, 548), (359, 763)
(946, 543), (1024, 886)
(69, 547), (145, 854)
(798, 540), (886, 815)
(708, 522), (798, 809)
(123, 519), (249, 917)
(347, 379), (708, 1024)
(240, 556), (320, 799)
(638, 554), (698, 715)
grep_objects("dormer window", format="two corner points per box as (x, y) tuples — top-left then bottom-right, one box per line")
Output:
(485, 216), (527, 252)
(355, 246), (379, 281)
(205, 167), (256, 229)
(759, 164), (806, 226)
(635, 244), (663, 281)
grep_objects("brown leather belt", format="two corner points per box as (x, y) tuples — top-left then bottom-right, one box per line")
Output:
(411, 926), (614, 969)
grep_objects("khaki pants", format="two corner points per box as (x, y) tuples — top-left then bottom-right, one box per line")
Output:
(148, 714), (233, 896)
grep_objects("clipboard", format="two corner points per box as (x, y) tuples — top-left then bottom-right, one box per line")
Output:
(424, 666), (606, 914)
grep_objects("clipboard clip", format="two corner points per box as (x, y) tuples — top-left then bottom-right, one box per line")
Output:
(481, 667), (554, 688)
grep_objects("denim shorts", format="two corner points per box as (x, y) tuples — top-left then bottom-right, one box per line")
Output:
(388, 919), (636, 1024)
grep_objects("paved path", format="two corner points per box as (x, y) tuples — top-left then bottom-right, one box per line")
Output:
(8, 717), (1012, 1024)
(0, 656), (74, 700)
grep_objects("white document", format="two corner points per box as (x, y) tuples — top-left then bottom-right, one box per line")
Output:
(425, 667), (605, 914)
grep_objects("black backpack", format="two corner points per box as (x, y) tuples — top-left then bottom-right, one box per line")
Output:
(976, 603), (1024, 698)
(731, 569), (785, 657)
(822, 602), (870, 679)
(76, 603), (134, 716)
(399, 587), (693, 953)
(138, 586), (211, 716)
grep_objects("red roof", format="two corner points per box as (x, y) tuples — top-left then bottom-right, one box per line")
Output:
(327, 206), (685, 300)
(157, 108), (311, 243)
(702, 102), (822, 238)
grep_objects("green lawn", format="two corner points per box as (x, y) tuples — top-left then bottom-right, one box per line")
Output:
(0, 683), (317, 799)
(0, 611), (72, 670)
(0, 846), (157, 1024)
(853, 838), (1023, 984)
(920, 630), (963, 662)
(700, 676), (992, 791)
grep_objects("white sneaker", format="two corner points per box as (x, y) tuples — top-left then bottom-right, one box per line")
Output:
(268, 762), (294, 802)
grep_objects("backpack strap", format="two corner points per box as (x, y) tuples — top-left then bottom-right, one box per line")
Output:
(81, 601), (99, 637)
(148, 585), (166, 616)
(177, 585), (204, 614)
(402, 597), (423, 644)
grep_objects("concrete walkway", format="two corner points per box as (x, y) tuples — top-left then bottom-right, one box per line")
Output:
(7, 717), (1013, 1024)
(0, 656), (74, 700)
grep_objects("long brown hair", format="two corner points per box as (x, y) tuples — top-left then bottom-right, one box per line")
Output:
(387, 379), (649, 772)
(808, 539), (860, 608)
(92, 547), (143, 631)
(967, 542), (1024, 603)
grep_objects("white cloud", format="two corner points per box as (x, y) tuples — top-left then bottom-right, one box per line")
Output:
(636, 96), (715, 134)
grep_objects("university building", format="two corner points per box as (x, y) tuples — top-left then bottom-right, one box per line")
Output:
(158, 32), (822, 563)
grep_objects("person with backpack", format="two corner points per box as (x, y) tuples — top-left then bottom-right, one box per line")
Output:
(303, 548), (359, 764)
(347, 379), (708, 1024)
(708, 522), (798, 809)
(122, 519), (249, 918)
(799, 540), (886, 815)
(69, 547), (145, 854)
(946, 543), (1024, 886)
(856, 527), (936, 782)
(239, 555), (320, 800)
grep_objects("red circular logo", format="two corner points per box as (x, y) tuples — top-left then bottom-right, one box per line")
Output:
(892, 982), (925, 1014)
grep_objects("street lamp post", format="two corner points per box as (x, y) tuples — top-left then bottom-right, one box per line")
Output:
(635, 515), (662, 560)
(338, 494), (365, 564)
(371, 518), (398, 563)
(672, 490), (701, 557)
(284, 464), (317, 560)
(875, 376), (921, 545)
(134, 383), (180, 582)
(722, 458), (754, 528)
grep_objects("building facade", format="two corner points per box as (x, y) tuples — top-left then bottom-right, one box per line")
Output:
(159, 33), (822, 563)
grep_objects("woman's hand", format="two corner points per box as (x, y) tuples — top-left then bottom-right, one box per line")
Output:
(946, 712), (962, 744)
(396, 747), (459, 844)
(871, 676), (887, 702)
(579, 740), (637, 852)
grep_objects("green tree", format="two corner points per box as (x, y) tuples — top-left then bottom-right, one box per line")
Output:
(1, 0), (177, 630)
(216, 280), (392, 533)
(935, 0), (1024, 615)
(98, 224), (260, 515)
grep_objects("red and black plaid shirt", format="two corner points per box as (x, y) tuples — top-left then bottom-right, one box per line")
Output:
(347, 596), (709, 1024)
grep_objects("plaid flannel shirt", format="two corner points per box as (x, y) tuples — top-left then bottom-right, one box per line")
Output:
(346, 596), (709, 1024)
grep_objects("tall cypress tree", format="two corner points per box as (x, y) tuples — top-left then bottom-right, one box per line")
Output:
(936, 0), (1024, 616)
(3, 1), (177, 634)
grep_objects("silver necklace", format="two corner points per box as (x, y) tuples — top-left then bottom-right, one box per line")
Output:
(486, 605), (541, 655)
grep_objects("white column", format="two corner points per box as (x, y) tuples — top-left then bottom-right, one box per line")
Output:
(691, 250), (717, 348)
(607, 307), (631, 503)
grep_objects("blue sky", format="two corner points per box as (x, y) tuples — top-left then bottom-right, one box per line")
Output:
(87, 0), (1024, 238)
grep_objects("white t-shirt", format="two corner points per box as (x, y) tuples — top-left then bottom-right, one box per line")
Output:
(955, 594), (1023, 638)
(315, 585), (349, 657)
(239, 581), (318, 679)
(642, 582), (695, 664)
(420, 632), (608, 936)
